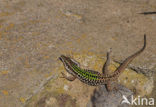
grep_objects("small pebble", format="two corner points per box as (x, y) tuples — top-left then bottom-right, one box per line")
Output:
(131, 80), (134, 83)
(64, 85), (69, 91)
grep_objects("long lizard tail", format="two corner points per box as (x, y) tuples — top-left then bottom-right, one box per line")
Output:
(114, 34), (146, 76)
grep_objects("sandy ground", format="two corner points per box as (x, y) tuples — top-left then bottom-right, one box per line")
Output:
(0, 0), (156, 107)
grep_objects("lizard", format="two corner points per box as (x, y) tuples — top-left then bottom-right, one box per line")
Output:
(59, 34), (146, 89)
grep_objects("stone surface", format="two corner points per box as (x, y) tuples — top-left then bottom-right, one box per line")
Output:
(87, 84), (133, 107)
(0, 0), (156, 107)
(25, 53), (153, 107)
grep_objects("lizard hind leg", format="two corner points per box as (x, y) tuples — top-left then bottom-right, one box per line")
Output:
(102, 49), (115, 92)
(60, 72), (76, 81)
(102, 48), (112, 75)
(106, 82), (113, 92)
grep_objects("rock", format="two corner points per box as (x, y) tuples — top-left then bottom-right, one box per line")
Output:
(25, 53), (154, 107)
(87, 84), (133, 107)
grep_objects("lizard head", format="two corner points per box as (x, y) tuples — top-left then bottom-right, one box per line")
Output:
(59, 55), (80, 74)
(59, 55), (78, 67)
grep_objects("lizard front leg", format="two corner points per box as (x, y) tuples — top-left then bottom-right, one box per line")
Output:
(61, 72), (76, 81)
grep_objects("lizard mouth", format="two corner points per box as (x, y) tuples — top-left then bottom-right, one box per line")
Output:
(59, 57), (63, 62)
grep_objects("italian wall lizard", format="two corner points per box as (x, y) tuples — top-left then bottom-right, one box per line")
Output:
(59, 35), (146, 89)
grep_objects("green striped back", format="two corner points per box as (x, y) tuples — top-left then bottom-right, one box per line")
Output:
(72, 65), (98, 80)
